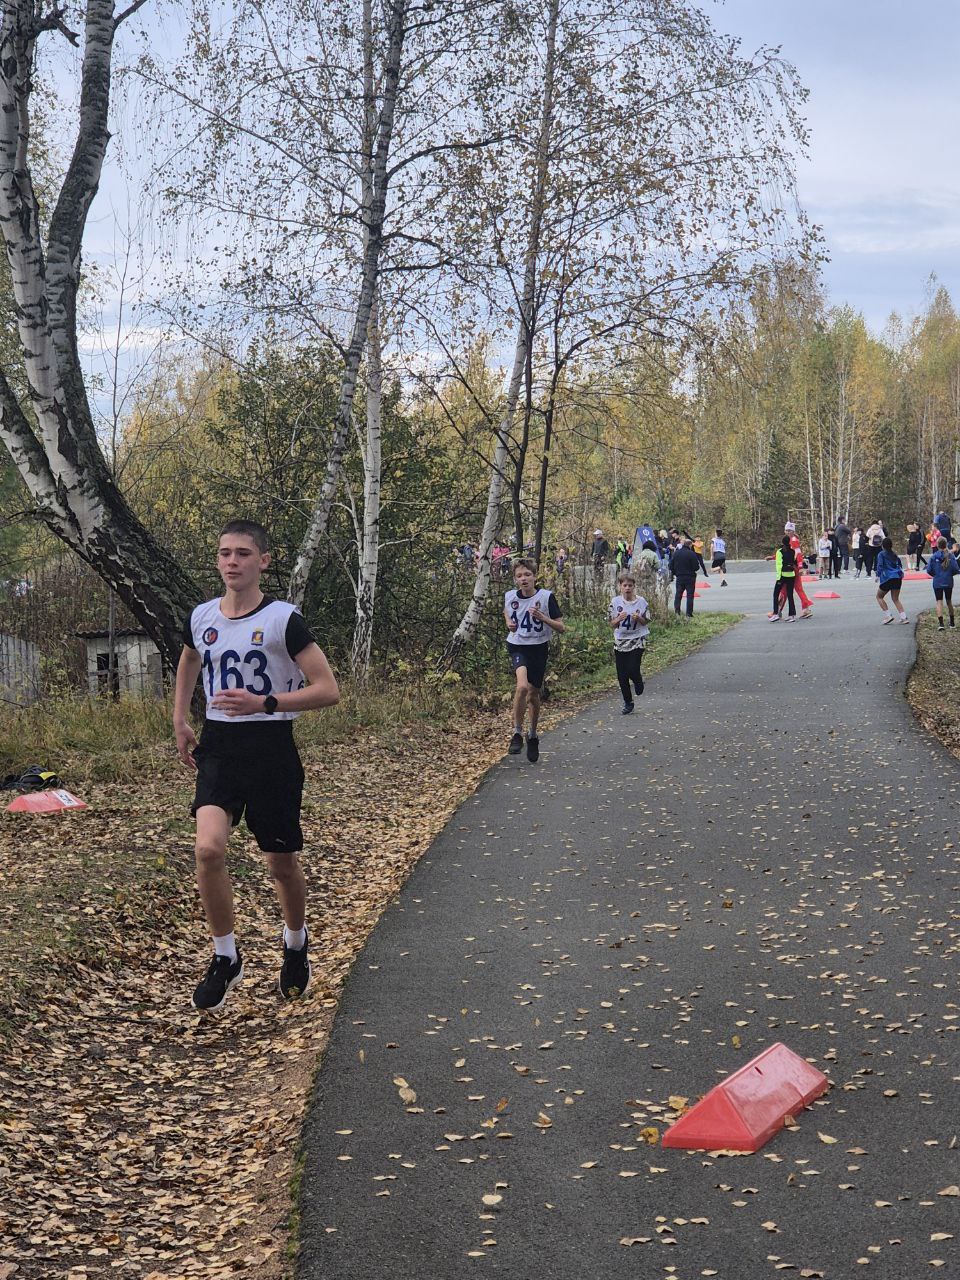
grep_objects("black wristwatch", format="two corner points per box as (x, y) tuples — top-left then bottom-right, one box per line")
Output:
(263, 695), (279, 715)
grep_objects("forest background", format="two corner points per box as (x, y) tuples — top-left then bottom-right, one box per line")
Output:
(0, 0), (959, 698)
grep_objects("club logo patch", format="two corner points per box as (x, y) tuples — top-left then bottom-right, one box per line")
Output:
(202, 627), (219, 645)
(251, 629), (264, 646)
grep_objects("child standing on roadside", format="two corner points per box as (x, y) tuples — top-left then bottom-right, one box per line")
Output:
(504, 559), (565, 762)
(817, 531), (831, 578)
(926, 536), (959, 629)
(609, 572), (649, 715)
(875, 537), (908, 625)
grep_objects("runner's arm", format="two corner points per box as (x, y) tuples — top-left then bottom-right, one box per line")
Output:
(173, 646), (202, 769)
(210, 643), (340, 717)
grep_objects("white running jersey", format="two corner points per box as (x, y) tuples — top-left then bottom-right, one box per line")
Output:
(504, 587), (556, 645)
(609, 594), (650, 650)
(711, 537), (726, 557)
(187, 598), (308, 722)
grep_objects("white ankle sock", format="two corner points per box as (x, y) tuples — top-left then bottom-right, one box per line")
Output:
(213, 932), (237, 961)
(284, 926), (307, 950)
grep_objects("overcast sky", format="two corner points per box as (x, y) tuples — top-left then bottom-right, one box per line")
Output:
(715, 0), (960, 332)
(81, 0), (960, 383)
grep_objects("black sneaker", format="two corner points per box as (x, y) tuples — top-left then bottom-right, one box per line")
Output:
(526, 735), (540, 763)
(279, 931), (311, 999)
(939, 621), (945, 630)
(621, 702), (634, 715)
(634, 678), (644, 697)
(192, 951), (244, 1011)
(507, 732), (524, 755)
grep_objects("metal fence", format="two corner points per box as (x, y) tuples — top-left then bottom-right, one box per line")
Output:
(0, 632), (41, 706)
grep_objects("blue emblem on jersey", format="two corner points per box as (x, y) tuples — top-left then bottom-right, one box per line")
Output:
(251, 629), (264, 646)
(202, 626), (218, 645)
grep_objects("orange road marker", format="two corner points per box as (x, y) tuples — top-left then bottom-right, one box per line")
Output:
(662, 1042), (828, 1153)
(7, 789), (88, 814)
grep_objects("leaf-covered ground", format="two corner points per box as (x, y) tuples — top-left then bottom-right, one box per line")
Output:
(0, 616), (735, 1279)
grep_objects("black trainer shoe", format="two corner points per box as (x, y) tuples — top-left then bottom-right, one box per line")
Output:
(526, 735), (540, 762)
(279, 931), (311, 999)
(192, 951), (244, 1011)
(507, 732), (524, 755)
(621, 702), (634, 715)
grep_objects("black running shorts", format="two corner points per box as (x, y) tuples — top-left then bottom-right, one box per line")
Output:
(934, 585), (953, 601)
(711, 556), (726, 569)
(191, 725), (305, 853)
(506, 640), (550, 689)
(878, 578), (903, 597)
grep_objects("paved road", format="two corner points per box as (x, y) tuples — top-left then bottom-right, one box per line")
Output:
(299, 570), (960, 1279)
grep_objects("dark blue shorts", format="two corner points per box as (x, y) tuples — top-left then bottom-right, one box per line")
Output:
(506, 641), (549, 689)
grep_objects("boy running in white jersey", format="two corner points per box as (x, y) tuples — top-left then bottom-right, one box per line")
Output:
(173, 520), (339, 1011)
(609, 572), (649, 714)
(504, 558), (565, 762)
(710, 528), (728, 587)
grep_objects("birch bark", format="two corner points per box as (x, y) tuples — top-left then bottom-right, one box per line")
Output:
(0, 0), (196, 670)
(351, 295), (382, 682)
(441, 0), (559, 668)
(287, 0), (407, 606)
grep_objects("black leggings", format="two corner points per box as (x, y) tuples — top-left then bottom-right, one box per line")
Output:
(615, 648), (645, 703)
(863, 545), (876, 576)
(674, 578), (695, 615)
(773, 577), (796, 616)
(914, 550), (927, 569)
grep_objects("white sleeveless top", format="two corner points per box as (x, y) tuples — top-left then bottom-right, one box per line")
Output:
(187, 598), (307, 722)
(504, 588), (555, 646)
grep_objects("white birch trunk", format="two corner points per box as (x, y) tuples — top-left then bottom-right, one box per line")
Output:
(804, 398), (816, 543)
(441, 0), (560, 668)
(288, 0), (407, 607)
(0, 1), (197, 669)
(351, 296), (382, 682)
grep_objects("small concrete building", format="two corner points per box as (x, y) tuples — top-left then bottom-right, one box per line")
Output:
(77, 628), (163, 698)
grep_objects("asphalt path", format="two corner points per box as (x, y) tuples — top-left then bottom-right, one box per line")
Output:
(299, 569), (960, 1279)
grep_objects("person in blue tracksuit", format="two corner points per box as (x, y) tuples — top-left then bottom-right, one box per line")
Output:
(926, 536), (960, 629)
(874, 537), (907, 625)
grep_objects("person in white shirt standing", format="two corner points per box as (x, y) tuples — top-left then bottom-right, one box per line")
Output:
(608, 572), (650, 714)
(710, 528), (728, 587)
(504, 559), (565, 762)
(817, 532), (831, 579)
(173, 520), (340, 1012)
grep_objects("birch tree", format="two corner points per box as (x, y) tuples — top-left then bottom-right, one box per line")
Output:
(141, 0), (500, 609)
(441, 0), (815, 664)
(0, 0), (197, 668)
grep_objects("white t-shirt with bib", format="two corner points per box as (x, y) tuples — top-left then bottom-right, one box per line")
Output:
(609, 595), (650, 651)
(504, 587), (560, 646)
(183, 596), (314, 723)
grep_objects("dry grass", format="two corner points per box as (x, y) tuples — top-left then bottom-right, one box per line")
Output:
(0, 613), (738, 1279)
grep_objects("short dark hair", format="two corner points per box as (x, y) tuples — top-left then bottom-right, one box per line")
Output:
(513, 557), (536, 574)
(882, 536), (893, 551)
(219, 519), (269, 552)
